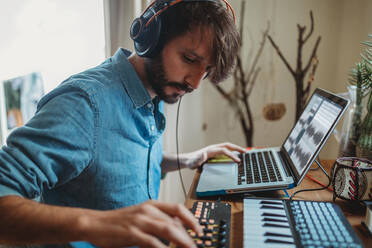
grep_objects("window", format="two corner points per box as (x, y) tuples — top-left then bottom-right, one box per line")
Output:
(0, 0), (105, 93)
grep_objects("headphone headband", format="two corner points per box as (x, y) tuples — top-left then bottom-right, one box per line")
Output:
(144, 0), (236, 28)
(130, 0), (236, 57)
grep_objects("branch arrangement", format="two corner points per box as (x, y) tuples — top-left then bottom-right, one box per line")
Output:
(212, 0), (269, 146)
(268, 11), (321, 121)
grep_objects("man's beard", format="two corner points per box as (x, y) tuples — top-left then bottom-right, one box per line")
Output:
(144, 54), (193, 104)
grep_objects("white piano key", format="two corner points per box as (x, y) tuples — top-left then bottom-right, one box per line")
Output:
(243, 239), (296, 248)
(244, 199), (295, 248)
(245, 206), (287, 215)
(244, 223), (293, 236)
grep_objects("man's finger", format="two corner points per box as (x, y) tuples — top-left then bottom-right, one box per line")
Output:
(138, 202), (178, 226)
(138, 216), (196, 248)
(207, 147), (241, 162)
(220, 142), (246, 153)
(131, 226), (168, 248)
(218, 148), (241, 162)
(150, 202), (202, 236)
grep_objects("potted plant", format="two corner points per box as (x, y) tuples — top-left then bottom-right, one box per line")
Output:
(350, 35), (372, 160)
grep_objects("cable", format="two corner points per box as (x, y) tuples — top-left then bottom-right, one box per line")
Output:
(305, 174), (333, 192)
(289, 159), (331, 200)
(176, 97), (187, 199)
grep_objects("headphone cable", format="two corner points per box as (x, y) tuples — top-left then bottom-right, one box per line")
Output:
(176, 97), (187, 199)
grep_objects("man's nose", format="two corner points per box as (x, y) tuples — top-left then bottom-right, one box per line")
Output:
(186, 67), (207, 90)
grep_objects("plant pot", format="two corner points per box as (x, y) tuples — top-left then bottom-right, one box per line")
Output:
(332, 157), (372, 201)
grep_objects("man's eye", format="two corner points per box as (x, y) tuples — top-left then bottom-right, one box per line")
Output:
(183, 55), (195, 63)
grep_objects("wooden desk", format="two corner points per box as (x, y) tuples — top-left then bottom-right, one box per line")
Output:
(185, 160), (372, 247)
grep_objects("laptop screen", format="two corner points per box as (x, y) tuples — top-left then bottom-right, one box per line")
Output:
(283, 89), (348, 177)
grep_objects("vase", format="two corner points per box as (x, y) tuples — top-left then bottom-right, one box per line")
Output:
(338, 86), (363, 157)
(357, 93), (372, 160)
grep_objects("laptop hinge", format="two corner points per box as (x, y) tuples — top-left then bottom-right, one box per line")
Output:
(278, 149), (297, 185)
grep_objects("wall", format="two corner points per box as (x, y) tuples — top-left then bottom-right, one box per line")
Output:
(160, 88), (206, 204)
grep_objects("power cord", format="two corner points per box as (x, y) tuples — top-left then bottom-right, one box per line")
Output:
(176, 97), (187, 199)
(289, 159), (331, 200)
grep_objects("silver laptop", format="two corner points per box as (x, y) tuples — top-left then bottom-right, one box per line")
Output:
(196, 88), (349, 197)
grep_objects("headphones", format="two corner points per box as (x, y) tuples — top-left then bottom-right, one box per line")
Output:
(130, 0), (235, 58)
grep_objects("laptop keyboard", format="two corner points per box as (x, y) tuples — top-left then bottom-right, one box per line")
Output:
(238, 151), (283, 185)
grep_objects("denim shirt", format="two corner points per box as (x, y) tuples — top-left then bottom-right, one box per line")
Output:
(0, 48), (165, 247)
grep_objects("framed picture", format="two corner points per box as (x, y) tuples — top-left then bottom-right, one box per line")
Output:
(0, 72), (44, 146)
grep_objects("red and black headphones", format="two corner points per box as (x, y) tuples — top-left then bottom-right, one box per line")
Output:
(130, 0), (235, 58)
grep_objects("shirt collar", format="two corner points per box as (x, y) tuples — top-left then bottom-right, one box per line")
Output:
(112, 48), (152, 108)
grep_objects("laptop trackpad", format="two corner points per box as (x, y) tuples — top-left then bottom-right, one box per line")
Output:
(199, 163), (237, 190)
(203, 163), (235, 175)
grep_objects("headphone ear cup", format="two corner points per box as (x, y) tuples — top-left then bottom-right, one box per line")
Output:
(130, 8), (162, 57)
(130, 17), (144, 41)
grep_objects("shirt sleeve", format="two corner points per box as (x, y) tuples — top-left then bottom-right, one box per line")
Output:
(0, 84), (96, 199)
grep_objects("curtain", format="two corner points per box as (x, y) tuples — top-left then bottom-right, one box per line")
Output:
(103, 0), (144, 57)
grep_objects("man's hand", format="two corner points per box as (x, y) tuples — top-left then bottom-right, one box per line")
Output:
(85, 200), (202, 248)
(0, 196), (201, 248)
(183, 142), (246, 169)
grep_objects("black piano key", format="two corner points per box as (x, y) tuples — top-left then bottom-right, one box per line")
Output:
(264, 232), (293, 238)
(264, 238), (295, 245)
(260, 200), (283, 205)
(260, 205), (284, 210)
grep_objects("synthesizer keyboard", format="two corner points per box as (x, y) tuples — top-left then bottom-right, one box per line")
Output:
(243, 198), (363, 248)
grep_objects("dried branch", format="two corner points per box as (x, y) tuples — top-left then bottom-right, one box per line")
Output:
(247, 67), (261, 97)
(268, 10), (321, 121)
(211, 0), (269, 146)
(304, 57), (319, 99)
(214, 84), (231, 102)
(267, 35), (296, 77)
(304, 36), (321, 74)
(246, 23), (270, 84)
(236, 56), (246, 86)
(296, 25), (306, 74)
(239, 0), (246, 44)
(303, 11), (314, 43)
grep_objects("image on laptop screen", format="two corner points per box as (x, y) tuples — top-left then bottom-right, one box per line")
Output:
(283, 93), (343, 175)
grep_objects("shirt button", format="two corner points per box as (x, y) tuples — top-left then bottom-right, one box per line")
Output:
(147, 103), (152, 108)
(151, 125), (155, 131)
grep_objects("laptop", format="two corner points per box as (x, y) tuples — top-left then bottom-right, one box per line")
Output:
(196, 88), (349, 197)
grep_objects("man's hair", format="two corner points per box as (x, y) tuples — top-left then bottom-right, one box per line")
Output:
(159, 0), (240, 84)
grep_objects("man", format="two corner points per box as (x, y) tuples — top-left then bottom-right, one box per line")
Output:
(0, 0), (241, 247)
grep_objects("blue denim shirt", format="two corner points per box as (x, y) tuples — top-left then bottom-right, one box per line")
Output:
(0, 48), (165, 247)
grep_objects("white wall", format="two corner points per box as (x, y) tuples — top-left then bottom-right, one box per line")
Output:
(160, 88), (206, 204)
